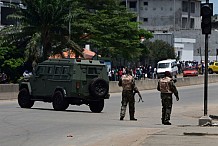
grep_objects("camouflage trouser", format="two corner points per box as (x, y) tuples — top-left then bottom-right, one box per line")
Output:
(161, 93), (173, 123)
(120, 90), (135, 118)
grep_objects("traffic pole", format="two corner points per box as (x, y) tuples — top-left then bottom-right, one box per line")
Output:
(199, 0), (212, 126)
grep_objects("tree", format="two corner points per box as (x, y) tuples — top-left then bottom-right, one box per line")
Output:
(0, 40), (25, 82)
(70, 0), (153, 60)
(0, 0), (152, 62)
(0, 0), (77, 62)
(142, 40), (176, 66)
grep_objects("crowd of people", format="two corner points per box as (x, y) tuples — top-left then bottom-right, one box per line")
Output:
(108, 60), (207, 81)
(108, 65), (157, 81)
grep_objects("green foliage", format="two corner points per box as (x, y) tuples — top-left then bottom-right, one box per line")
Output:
(3, 58), (24, 69)
(142, 40), (176, 65)
(1, 0), (153, 62)
(0, 39), (25, 82)
(0, 0), (154, 82)
(70, 0), (153, 60)
(0, 0), (73, 61)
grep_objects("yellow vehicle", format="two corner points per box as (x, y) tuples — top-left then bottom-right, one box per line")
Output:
(208, 61), (218, 74)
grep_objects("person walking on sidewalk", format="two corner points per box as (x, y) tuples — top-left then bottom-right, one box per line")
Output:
(118, 68), (138, 121)
(157, 71), (179, 125)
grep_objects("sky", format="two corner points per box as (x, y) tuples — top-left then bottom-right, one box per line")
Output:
(208, 0), (218, 14)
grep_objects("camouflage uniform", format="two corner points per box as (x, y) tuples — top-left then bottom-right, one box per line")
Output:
(118, 74), (138, 120)
(157, 76), (179, 125)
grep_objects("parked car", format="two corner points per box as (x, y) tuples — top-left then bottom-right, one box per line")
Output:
(183, 67), (198, 77)
(208, 61), (218, 74)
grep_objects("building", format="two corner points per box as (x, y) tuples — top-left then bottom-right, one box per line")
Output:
(124, 0), (201, 31)
(0, 0), (23, 28)
(124, 0), (218, 63)
(1, 0), (218, 62)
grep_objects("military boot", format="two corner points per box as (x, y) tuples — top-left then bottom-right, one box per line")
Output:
(163, 121), (171, 125)
(130, 115), (137, 121)
(130, 113), (137, 121)
(130, 117), (137, 121)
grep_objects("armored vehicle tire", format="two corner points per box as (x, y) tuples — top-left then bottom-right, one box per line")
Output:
(89, 100), (104, 113)
(89, 78), (109, 98)
(18, 88), (34, 108)
(52, 91), (69, 111)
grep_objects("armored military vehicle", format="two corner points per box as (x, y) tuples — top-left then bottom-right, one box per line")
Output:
(18, 58), (110, 113)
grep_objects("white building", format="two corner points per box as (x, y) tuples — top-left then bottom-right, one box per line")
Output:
(174, 38), (196, 61)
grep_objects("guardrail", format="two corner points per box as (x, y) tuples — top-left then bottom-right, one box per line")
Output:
(1, 74), (218, 100)
(109, 74), (218, 93)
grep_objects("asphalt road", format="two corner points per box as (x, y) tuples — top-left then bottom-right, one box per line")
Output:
(0, 83), (218, 146)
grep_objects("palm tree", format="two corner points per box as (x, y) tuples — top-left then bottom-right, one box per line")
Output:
(0, 0), (82, 62)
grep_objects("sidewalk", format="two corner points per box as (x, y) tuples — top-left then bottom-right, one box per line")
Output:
(141, 125), (218, 146)
(141, 104), (218, 146)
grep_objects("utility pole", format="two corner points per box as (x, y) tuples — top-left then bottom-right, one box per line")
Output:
(216, 49), (218, 61)
(199, 0), (213, 126)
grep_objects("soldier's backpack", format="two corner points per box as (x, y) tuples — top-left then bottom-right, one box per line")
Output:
(122, 75), (133, 90)
(159, 77), (172, 93)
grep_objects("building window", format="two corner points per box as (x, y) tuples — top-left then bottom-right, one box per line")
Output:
(120, 1), (126, 6)
(170, 7), (173, 11)
(182, 1), (188, 12)
(182, 1), (195, 13)
(131, 17), (137, 22)
(182, 17), (188, 28)
(191, 2), (195, 13)
(182, 17), (194, 29)
(1, 7), (16, 25)
(161, 7), (163, 11)
(144, 18), (148, 22)
(190, 18), (194, 28)
(144, 2), (148, 6)
(129, 1), (136, 8)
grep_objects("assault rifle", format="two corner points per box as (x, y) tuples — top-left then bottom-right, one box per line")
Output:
(133, 90), (144, 103)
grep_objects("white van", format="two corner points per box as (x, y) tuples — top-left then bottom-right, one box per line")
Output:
(156, 59), (178, 79)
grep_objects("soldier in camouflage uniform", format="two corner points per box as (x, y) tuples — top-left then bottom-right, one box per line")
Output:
(157, 71), (179, 125)
(118, 69), (138, 121)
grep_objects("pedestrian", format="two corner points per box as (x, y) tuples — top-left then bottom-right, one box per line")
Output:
(1, 72), (7, 84)
(108, 69), (112, 81)
(157, 71), (179, 125)
(118, 68), (139, 121)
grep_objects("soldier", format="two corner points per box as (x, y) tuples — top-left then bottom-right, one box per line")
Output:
(157, 71), (179, 125)
(118, 68), (138, 121)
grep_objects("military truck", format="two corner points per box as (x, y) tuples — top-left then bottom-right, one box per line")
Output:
(18, 58), (110, 113)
